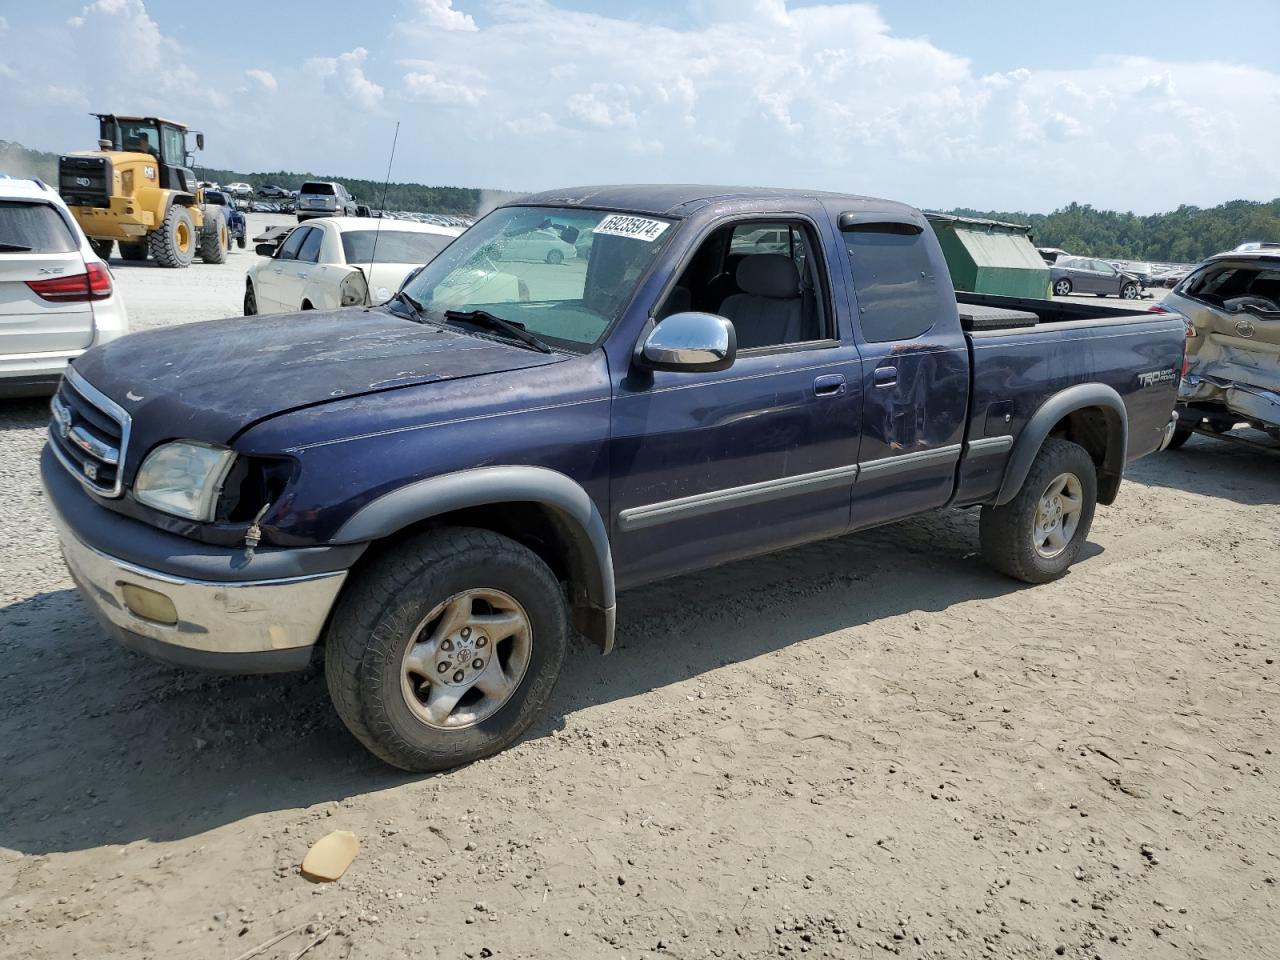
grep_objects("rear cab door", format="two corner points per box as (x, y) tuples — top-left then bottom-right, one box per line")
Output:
(0, 198), (94, 359)
(834, 208), (970, 529)
(607, 200), (864, 587)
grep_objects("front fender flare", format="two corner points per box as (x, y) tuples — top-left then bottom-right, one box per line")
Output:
(995, 383), (1128, 507)
(332, 466), (616, 653)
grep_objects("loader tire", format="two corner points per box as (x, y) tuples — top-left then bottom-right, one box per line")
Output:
(89, 238), (114, 260)
(149, 204), (196, 268)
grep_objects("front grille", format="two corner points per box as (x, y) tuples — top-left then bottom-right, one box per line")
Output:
(58, 155), (113, 208)
(48, 369), (131, 498)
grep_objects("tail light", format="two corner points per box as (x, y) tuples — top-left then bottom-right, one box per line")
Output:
(26, 262), (113, 302)
(1149, 304), (1194, 376)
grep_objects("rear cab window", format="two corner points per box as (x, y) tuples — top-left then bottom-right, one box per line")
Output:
(844, 223), (948, 343)
(300, 182), (336, 197)
(0, 201), (78, 254)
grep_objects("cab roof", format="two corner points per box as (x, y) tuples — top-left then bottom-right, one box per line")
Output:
(93, 113), (187, 128)
(508, 183), (919, 221)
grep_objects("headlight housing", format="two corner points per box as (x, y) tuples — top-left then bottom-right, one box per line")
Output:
(133, 440), (237, 521)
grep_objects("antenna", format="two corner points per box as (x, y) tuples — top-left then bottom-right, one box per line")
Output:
(366, 120), (400, 303)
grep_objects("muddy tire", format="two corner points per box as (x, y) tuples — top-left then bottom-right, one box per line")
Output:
(198, 210), (228, 264)
(117, 241), (148, 262)
(89, 238), (114, 260)
(325, 527), (569, 772)
(979, 438), (1097, 584)
(243, 280), (257, 316)
(149, 204), (196, 268)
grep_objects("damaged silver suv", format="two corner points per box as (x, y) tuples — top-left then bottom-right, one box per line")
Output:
(1159, 250), (1280, 448)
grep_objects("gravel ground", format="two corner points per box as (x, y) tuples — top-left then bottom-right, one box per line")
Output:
(0, 222), (1276, 959)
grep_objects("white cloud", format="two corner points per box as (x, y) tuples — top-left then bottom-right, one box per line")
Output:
(413, 0), (477, 32)
(306, 47), (384, 111)
(4, 1), (1279, 213)
(246, 68), (277, 93)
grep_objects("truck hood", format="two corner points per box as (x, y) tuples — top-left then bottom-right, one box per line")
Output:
(72, 308), (564, 452)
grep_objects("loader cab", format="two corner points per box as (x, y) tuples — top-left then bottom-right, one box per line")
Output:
(95, 114), (202, 194)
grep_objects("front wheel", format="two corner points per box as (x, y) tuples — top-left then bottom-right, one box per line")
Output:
(325, 528), (569, 772)
(546, 249), (564, 265)
(243, 281), (257, 316)
(979, 438), (1098, 583)
(1121, 283), (1139, 299)
(1053, 279), (1072, 296)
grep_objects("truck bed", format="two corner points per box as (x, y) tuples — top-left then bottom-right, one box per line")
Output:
(956, 291), (1153, 332)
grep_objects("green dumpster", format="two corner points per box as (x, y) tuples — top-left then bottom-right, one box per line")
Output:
(926, 213), (1051, 299)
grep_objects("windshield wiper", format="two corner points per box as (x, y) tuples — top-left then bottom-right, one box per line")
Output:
(387, 289), (427, 323)
(443, 309), (553, 354)
(0, 241), (33, 252)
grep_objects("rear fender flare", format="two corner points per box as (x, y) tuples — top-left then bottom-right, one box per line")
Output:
(332, 466), (617, 653)
(995, 383), (1128, 506)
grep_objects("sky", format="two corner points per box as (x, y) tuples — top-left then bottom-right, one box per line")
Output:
(2, 0), (1278, 214)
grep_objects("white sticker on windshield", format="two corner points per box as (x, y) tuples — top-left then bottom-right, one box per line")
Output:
(593, 214), (670, 242)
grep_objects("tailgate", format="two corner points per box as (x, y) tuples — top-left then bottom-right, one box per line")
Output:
(0, 200), (94, 354)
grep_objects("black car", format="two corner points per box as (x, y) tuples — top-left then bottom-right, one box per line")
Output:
(257, 184), (291, 199)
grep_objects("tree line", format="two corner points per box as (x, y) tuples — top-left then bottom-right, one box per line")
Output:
(5, 138), (1277, 255)
(943, 200), (1280, 264)
(0, 140), (519, 216)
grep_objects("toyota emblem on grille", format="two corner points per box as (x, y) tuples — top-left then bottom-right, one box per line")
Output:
(1234, 318), (1256, 338)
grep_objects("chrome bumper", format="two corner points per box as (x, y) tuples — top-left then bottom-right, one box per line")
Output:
(54, 512), (347, 667)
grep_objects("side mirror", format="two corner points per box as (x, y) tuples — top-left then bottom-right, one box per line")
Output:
(255, 243), (277, 257)
(196, 133), (205, 150)
(638, 312), (736, 373)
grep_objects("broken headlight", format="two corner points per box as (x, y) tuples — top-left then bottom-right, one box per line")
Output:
(133, 440), (237, 521)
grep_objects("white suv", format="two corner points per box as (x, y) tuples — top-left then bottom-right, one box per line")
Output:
(0, 176), (128, 397)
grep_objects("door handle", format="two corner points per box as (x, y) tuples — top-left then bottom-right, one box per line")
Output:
(813, 374), (846, 398)
(873, 365), (898, 387)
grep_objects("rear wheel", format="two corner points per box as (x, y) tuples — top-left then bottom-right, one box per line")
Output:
(1165, 423), (1194, 450)
(980, 438), (1097, 583)
(325, 528), (569, 772)
(546, 249), (564, 265)
(198, 210), (228, 264)
(149, 205), (196, 268)
(89, 238), (114, 260)
(1053, 279), (1072, 296)
(117, 241), (148, 262)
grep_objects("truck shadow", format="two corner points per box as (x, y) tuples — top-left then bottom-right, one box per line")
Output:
(0, 397), (53, 430)
(1126, 432), (1280, 506)
(0, 507), (1046, 856)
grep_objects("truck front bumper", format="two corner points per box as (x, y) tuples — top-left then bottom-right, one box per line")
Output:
(42, 445), (360, 673)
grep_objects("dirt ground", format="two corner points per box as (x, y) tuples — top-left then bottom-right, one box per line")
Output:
(0, 223), (1276, 960)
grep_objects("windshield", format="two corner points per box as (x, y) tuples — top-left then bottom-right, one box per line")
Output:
(401, 205), (673, 350)
(341, 230), (455, 266)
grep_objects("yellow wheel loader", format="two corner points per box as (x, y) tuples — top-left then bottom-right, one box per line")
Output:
(58, 114), (229, 268)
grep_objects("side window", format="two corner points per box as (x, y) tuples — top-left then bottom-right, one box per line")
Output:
(298, 227), (324, 264)
(657, 219), (831, 349)
(277, 227), (310, 261)
(844, 225), (947, 343)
